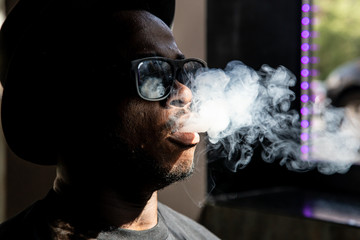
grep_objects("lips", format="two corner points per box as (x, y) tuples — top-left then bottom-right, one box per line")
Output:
(168, 132), (200, 147)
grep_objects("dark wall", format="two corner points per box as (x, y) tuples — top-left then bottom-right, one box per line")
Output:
(5, 0), (18, 14)
(207, 0), (301, 75)
(5, 148), (55, 219)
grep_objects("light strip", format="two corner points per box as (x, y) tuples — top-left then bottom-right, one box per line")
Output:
(300, 0), (313, 160)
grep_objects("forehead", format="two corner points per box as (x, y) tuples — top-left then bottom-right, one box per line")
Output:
(113, 10), (184, 60)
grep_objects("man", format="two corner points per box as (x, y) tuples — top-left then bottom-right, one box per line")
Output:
(0, 0), (219, 239)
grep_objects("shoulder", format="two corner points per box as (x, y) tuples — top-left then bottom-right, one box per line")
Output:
(0, 200), (50, 240)
(158, 202), (220, 240)
(0, 204), (34, 240)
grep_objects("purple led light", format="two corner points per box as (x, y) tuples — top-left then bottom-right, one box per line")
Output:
(301, 43), (310, 51)
(301, 56), (310, 64)
(301, 133), (309, 141)
(301, 145), (309, 154)
(301, 30), (310, 39)
(301, 17), (310, 25)
(301, 3), (313, 163)
(301, 107), (309, 115)
(301, 94), (309, 103)
(301, 69), (310, 77)
(302, 205), (313, 218)
(301, 81), (310, 90)
(301, 120), (310, 128)
(302, 4), (311, 12)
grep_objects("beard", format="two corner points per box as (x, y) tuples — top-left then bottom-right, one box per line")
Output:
(99, 130), (194, 193)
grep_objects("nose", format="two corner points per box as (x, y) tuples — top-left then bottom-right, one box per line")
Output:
(166, 81), (192, 108)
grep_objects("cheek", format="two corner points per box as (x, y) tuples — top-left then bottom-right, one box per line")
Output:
(117, 99), (169, 148)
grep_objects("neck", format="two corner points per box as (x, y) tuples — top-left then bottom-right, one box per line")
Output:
(51, 169), (159, 234)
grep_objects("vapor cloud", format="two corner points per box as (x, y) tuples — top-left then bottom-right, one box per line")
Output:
(178, 61), (360, 175)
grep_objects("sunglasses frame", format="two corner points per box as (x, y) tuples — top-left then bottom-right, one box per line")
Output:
(131, 56), (207, 101)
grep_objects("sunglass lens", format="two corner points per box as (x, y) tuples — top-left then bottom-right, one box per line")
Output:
(137, 60), (173, 99)
(179, 61), (205, 85)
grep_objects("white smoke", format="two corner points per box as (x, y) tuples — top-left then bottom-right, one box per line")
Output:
(310, 99), (360, 174)
(139, 77), (166, 99)
(178, 61), (360, 174)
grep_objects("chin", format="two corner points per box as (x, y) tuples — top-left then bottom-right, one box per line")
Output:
(157, 161), (194, 190)
(107, 143), (195, 191)
(171, 155), (194, 175)
(152, 147), (196, 189)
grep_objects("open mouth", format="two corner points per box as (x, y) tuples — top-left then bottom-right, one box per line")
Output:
(168, 132), (200, 148)
(167, 111), (200, 147)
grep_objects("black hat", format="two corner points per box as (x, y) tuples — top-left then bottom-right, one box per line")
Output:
(0, 0), (176, 165)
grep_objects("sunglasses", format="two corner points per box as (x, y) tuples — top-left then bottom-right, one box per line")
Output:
(131, 57), (207, 101)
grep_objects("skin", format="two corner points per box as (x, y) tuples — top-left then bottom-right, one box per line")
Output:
(51, 10), (200, 239)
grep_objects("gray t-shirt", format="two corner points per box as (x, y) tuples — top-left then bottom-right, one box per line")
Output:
(97, 203), (219, 240)
(0, 191), (219, 240)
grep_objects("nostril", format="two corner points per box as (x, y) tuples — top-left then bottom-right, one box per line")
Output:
(167, 81), (192, 107)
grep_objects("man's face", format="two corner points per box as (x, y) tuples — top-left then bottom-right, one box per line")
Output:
(106, 11), (200, 189)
